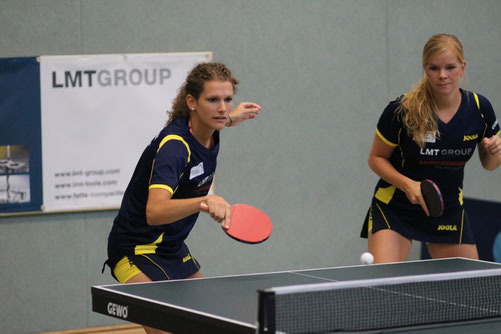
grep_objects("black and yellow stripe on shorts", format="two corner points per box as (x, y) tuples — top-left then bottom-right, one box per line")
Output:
(113, 255), (170, 283)
(368, 202), (392, 234)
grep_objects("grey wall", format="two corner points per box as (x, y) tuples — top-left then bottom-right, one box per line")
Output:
(1, 0), (500, 333)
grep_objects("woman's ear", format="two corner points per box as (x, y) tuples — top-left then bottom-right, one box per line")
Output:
(186, 94), (196, 111)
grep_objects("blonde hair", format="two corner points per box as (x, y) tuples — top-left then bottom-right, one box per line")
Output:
(397, 34), (465, 147)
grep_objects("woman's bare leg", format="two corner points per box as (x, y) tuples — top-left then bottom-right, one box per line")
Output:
(368, 229), (412, 263)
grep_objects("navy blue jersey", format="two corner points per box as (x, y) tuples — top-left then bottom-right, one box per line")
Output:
(108, 117), (219, 259)
(373, 90), (500, 211)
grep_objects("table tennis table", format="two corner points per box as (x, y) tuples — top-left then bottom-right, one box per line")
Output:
(92, 258), (501, 333)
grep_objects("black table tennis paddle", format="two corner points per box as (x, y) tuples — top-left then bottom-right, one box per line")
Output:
(420, 179), (444, 217)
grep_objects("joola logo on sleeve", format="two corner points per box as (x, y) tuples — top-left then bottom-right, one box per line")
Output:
(107, 302), (129, 319)
(437, 225), (458, 231)
(463, 134), (478, 141)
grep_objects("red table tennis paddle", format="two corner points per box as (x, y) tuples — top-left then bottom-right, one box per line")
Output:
(420, 179), (444, 217)
(201, 203), (272, 243)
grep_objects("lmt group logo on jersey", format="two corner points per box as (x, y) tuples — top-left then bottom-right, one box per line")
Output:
(51, 68), (171, 88)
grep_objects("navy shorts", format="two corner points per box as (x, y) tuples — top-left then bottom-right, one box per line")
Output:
(360, 199), (476, 244)
(107, 242), (200, 282)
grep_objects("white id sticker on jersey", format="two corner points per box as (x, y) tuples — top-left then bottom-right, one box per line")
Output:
(424, 131), (437, 143)
(189, 162), (204, 180)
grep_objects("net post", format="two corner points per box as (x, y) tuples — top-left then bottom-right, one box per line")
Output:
(257, 290), (276, 333)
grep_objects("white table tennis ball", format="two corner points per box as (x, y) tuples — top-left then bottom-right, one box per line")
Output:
(360, 252), (374, 265)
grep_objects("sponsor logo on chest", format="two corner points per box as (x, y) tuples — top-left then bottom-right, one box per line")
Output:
(437, 225), (458, 231)
(420, 148), (473, 157)
(463, 134), (478, 141)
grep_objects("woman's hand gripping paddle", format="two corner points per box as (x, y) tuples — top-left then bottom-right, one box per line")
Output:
(420, 179), (444, 217)
(201, 203), (272, 243)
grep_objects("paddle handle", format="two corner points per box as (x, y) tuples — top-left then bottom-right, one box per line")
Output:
(199, 201), (230, 229)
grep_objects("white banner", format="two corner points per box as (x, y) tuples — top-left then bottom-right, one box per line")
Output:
(40, 52), (212, 212)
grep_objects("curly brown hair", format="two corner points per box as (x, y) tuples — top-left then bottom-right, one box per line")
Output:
(167, 62), (239, 124)
(398, 34), (465, 147)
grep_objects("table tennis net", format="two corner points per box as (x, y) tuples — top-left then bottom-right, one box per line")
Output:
(257, 268), (501, 333)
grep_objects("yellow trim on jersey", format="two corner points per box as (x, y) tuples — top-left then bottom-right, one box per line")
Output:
(376, 129), (398, 147)
(149, 184), (174, 194)
(375, 185), (397, 204)
(473, 92), (480, 110)
(459, 209), (465, 243)
(148, 135), (191, 194)
(148, 159), (156, 186)
(113, 256), (142, 283)
(158, 135), (191, 163)
(375, 202), (391, 229)
(398, 128), (405, 168)
(471, 92), (488, 138)
(458, 187), (463, 206)
(135, 233), (164, 255)
(482, 124), (488, 139)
